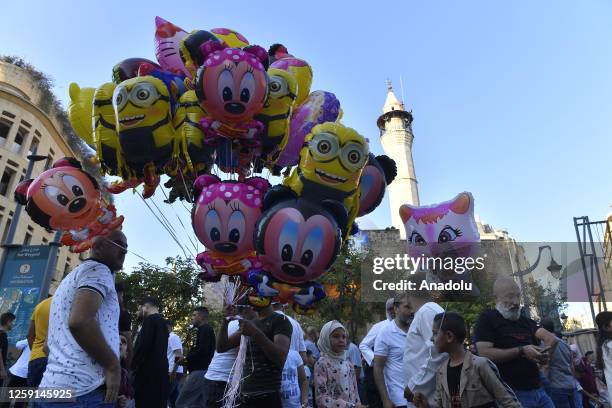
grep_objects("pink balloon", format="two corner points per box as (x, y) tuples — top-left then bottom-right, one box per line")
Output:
(154, 16), (189, 77)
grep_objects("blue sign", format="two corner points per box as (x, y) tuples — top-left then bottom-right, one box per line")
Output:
(0, 245), (51, 345)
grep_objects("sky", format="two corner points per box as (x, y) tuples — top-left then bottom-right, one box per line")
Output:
(1, 0), (611, 272)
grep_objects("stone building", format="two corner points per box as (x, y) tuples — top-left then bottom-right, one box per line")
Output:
(0, 60), (83, 293)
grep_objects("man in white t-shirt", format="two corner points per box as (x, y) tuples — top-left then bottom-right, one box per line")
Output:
(7, 339), (30, 388)
(347, 340), (363, 384)
(273, 303), (307, 362)
(167, 321), (184, 408)
(39, 230), (127, 407)
(360, 297), (395, 407)
(204, 304), (257, 408)
(373, 293), (414, 408)
(280, 349), (309, 408)
(402, 278), (445, 408)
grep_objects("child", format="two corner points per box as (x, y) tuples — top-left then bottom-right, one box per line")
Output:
(414, 312), (521, 408)
(314, 320), (366, 408)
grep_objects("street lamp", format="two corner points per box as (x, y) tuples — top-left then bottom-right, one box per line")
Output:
(512, 245), (563, 318)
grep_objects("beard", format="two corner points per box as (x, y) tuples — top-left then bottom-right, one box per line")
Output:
(496, 303), (521, 321)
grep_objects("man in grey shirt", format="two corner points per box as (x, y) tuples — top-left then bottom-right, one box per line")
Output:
(539, 319), (579, 408)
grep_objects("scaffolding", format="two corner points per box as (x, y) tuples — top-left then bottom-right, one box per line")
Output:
(574, 216), (612, 323)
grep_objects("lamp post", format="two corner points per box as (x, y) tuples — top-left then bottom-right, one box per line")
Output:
(512, 245), (563, 319)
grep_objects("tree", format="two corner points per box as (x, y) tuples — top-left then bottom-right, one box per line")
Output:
(115, 256), (207, 340)
(523, 278), (567, 329)
(313, 241), (385, 340)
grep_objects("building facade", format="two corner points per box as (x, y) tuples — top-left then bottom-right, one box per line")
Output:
(0, 60), (82, 294)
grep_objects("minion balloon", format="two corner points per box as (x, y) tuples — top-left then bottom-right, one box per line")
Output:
(92, 82), (123, 177)
(283, 122), (369, 237)
(254, 67), (298, 167)
(112, 76), (177, 198)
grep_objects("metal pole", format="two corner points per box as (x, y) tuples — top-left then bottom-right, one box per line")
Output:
(40, 231), (62, 299)
(574, 216), (596, 325)
(0, 148), (48, 283)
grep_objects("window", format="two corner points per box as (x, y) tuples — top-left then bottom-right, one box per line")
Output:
(1, 111), (15, 119)
(63, 262), (71, 278)
(0, 167), (16, 196)
(42, 237), (49, 245)
(24, 232), (32, 245)
(1, 218), (11, 244)
(11, 126), (28, 154)
(0, 119), (11, 147)
(29, 133), (40, 156)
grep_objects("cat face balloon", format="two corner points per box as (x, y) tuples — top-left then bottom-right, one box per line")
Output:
(255, 187), (347, 284)
(192, 175), (270, 257)
(399, 192), (480, 260)
(154, 16), (189, 77)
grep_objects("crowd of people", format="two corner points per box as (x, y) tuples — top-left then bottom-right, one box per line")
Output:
(2, 231), (612, 408)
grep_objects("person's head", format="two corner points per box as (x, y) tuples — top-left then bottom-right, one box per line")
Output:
(0, 312), (16, 330)
(385, 297), (396, 320)
(91, 230), (127, 272)
(432, 312), (467, 354)
(138, 297), (161, 319)
(494, 277), (521, 321)
(166, 320), (174, 332)
(318, 320), (348, 360)
(119, 335), (128, 359)
(115, 282), (125, 306)
(585, 351), (594, 363)
(191, 306), (209, 327)
(394, 293), (414, 326)
(406, 274), (433, 312)
(595, 311), (612, 369)
(306, 326), (319, 342)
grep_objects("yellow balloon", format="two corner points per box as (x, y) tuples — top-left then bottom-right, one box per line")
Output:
(283, 122), (369, 238)
(210, 28), (249, 48)
(68, 83), (95, 147)
(93, 82), (122, 176)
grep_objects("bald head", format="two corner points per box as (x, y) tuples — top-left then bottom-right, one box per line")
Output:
(91, 230), (127, 272)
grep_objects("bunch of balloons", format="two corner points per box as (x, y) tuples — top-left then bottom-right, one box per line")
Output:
(65, 17), (398, 312)
(14, 158), (124, 253)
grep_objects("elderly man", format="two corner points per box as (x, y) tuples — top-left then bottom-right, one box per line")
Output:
(474, 277), (555, 408)
(38, 230), (127, 407)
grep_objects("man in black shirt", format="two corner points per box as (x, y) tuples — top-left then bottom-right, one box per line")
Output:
(176, 306), (215, 408)
(115, 282), (132, 369)
(132, 297), (169, 408)
(218, 302), (292, 407)
(474, 277), (554, 408)
(0, 312), (16, 387)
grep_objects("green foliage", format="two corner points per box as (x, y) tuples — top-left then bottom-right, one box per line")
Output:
(0, 55), (111, 202)
(115, 257), (204, 341)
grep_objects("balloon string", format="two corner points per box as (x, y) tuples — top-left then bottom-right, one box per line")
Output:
(136, 190), (191, 260)
(150, 193), (197, 260)
(159, 184), (199, 254)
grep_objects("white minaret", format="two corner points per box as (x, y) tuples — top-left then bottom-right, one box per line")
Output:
(377, 80), (419, 239)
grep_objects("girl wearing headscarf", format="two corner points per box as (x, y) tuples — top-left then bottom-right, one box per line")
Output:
(314, 321), (365, 408)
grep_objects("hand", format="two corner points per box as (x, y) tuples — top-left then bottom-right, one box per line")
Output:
(0, 368), (6, 380)
(103, 362), (121, 403)
(522, 345), (545, 364)
(382, 398), (396, 408)
(223, 304), (237, 319)
(404, 386), (414, 402)
(117, 395), (128, 408)
(413, 393), (430, 408)
(238, 319), (258, 337)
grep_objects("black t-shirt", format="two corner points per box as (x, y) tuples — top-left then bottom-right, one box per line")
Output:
(132, 313), (169, 388)
(447, 362), (463, 408)
(186, 324), (215, 372)
(241, 313), (293, 395)
(0, 331), (7, 367)
(119, 309), (132, 333)
(474, 309), (540, 390)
